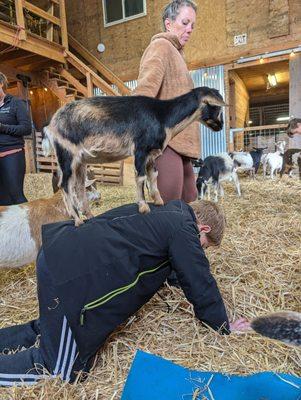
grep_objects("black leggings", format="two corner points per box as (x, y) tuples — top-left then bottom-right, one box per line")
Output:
(0, 149), (27, 206)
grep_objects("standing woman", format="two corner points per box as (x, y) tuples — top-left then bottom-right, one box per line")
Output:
(0, 72), (31, 205)
(134, 0), (199, 203)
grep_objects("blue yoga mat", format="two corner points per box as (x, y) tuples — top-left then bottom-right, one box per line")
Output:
(121, 350), (301, 400)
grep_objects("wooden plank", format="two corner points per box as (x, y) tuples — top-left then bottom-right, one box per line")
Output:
(14, 0), (26, 40)
(46, 3), (54, 42)
(59, 68), (88, 96)
(86, 71), (93, 97)
(65, 50), (119, 96)
(24, 1), (61, 26)
(59, 0), (68, 49)
(0, 21), (65, 63)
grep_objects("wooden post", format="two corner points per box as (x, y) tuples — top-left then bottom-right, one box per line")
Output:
(14, 0), (27, 40)
(289, 53), (301, 149)
(46, 3), (54, 42)
(59, 0), (68, 50)
(86, 72), (93, 97)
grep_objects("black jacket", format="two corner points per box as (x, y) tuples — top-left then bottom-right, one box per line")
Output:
(0, 94), (32, 151)
(42, 200), (229, 362)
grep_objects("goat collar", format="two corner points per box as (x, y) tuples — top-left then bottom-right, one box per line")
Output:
(151, 32), (183, 51)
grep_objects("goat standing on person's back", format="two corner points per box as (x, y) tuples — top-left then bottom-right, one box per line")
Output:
(42, 87), (225, 226)
(193, 153), (241, 202)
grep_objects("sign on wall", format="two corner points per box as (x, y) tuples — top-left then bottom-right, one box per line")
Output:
(234, 33), (247, 46)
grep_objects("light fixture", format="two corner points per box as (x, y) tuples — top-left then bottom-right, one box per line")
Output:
(236, 47), (301, 64)
(277, 116), (290, 121)
(44, 87), (48, 92)
(267, 74), (277, 87)
(290, 50), (295, 57)
(97, 43), (106, 53)
(29, 90), (33, 95)
(248, 120), (253, 125)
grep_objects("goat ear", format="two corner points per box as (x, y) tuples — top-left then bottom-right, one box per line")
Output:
(201, 94), (226, 107)
(85, 179), (97, 188)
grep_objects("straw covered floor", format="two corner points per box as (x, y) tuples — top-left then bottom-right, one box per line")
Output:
(0, 173), (300, 399)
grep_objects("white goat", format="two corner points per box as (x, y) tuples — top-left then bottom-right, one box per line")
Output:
(263, 141), (286, 179)
(0, 175), (100, 269)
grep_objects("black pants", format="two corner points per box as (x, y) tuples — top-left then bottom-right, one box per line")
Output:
(0, 251), (92, 386)
(0, 149), (27, 206)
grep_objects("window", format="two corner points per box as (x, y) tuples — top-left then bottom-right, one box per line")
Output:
(103, 0), (146, 27)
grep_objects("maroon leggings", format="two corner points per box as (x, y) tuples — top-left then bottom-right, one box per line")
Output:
(155, 146), (197, 204)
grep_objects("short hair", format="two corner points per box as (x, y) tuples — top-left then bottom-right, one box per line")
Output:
(162, 0), (197, 31)
(287, 118), (301, 136)
(190, 200), (226, 246)
(0, 72), (8, 90)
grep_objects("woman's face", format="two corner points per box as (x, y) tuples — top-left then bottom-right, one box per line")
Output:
(165, 6), (196, 47)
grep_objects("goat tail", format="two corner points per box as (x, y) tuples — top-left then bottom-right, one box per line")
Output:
(251, 311), (301, 346)
(42, 126), (54, 157)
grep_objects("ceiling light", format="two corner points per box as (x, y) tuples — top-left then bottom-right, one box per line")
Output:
(277, 116), (290, 121)
(267, 74), (277, 87)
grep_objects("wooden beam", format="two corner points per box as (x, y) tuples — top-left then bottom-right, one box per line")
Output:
(59, 68), (88, 96)
(14, 0), (26, 40)
(46, 3), (54, 42)
(0, 21), (65, 63)
(24, 1), (61, 26)
(289, 53), (301, 148)
(188, 39), (301, 70)
(65, 50), (119, 96)
(59, 0), (68, 49)
(86, 72), (93, 97)
(68, 34), (130, 95)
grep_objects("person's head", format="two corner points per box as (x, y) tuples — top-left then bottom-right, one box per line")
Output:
(287, 118), (301, 137)
(0, 72), (8, 101)
(190, 200), (225, 248)
(162, 0), (197, 47)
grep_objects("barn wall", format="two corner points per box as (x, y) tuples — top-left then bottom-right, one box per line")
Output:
(65, 0), (301, 80)
(228, 71), (249, 150)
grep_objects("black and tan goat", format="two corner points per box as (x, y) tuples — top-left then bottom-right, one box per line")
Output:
(42, 87), (225, 225)
(279, 148), (301, 179)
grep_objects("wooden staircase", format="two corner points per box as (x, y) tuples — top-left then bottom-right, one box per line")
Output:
(0, 0), (132, 184)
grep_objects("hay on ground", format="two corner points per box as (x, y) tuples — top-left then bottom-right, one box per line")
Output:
(0, 173), (300, 399)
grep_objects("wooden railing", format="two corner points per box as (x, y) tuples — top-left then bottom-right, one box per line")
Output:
(68, 34), (131, 96)
(229, 124), (287, 152)
(64, 50), (120, 96)
(1, 0), (68, 47)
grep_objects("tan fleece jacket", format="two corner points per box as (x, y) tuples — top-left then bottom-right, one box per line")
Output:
(134, 32), (200, 159)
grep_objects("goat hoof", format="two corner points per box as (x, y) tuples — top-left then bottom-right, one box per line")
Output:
(154, 198), (164, 206)
(74, 218), (84, 227)
(139, 203), (150, 214)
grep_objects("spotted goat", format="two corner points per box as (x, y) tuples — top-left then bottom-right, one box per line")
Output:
(42, 87), (225, 225)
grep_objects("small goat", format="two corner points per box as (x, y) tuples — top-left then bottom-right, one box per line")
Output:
(193, 153), (241, 202)
(262, 141), (286, 179)
(287, 118), (301, 137)
(42, 87), (225, 226)
(0, 173), (100, 269)
(280, 148), (301, 179)
(230, 147), (266, 177)
(251, 311), (301, 346)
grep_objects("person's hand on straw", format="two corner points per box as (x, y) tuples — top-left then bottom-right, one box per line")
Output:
(230, 317), (251, 333)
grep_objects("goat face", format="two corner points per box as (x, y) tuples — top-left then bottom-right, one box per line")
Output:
(196, 166), (211, 197)
(196, 87), (225, 132)
(287, 119), (301, 137)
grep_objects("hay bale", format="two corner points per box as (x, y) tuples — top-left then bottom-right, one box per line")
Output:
(0, 174), (300, 399)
